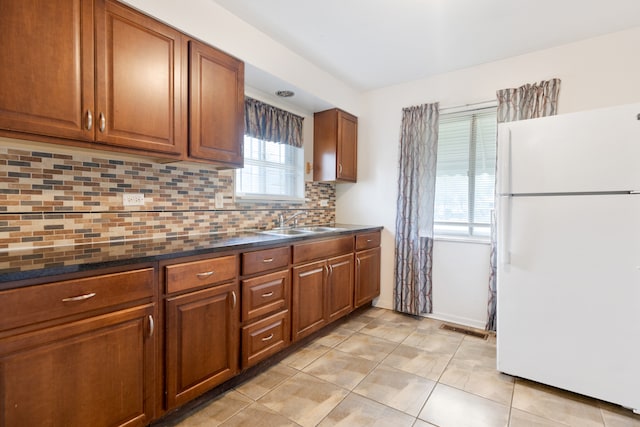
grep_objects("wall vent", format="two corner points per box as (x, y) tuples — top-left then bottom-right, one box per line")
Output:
(440, 323), (489, 340)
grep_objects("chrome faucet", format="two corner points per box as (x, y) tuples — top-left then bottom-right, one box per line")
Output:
(278, 211), (305, 228)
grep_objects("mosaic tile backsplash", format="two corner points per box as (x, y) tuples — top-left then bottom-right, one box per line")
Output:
(0, 145), (335, 251)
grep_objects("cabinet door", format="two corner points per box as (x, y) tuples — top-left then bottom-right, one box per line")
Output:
(337, 111), (357, 182)
(326, 253), (354, 322)
(189, 40), (244, 166)
(355, 247), (381, 307)
(0, 0), (94, 141)
(94, 0), (186, 155)
(165, 283), (239, 408)
(291, 260), (327, 341)
(0, 304), (155, 427)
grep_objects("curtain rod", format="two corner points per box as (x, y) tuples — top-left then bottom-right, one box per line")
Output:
(440, 100), (496, 113)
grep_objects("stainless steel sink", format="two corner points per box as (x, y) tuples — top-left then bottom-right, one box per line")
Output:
(260, 228), (313, 236)
(260, 226), (346, 236)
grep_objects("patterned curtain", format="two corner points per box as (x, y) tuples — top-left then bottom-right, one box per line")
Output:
(394, 103), (439, 315)
(486, 78), (561, 331)
(244, 97), (304, 147)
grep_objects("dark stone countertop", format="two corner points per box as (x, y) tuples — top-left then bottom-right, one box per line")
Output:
(0, 224), (383, 288)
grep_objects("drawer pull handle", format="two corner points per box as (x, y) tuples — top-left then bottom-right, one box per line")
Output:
(263, 258), (274, 263)
(148, 315), (155, 338)
(261, 291), (274, 298)
(261, 333), (274, 342)
(231, 291), (237, 309)
(62, 292), (96, 302)
(99, 112), (106, 132)
(196, 271), (215, 278)
(86, 110), (93, 130)
(367, 239), (372, 242)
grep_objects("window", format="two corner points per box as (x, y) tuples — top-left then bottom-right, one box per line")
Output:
(434, 106), (497, 238)
(236, 97), (305, 201)
(235, 135), (304, 200)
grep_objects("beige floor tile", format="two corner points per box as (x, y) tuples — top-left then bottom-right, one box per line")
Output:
(439, 358), (514, 405)
(258, 372), (349, 427)
(600, 405), (640, 427)
(334, 332), (399, 362)
(313, 325), (354, 348)
(353, 365), (436, 416)
(382, 343), (453, 381)
(175, 390), (253, 427)
(318, 393), (416, 427)
(235, 364), (298, 400)
(360, 317), (418, 343)
(303, 348), (378, 390)
(281, 341), (331, 370)
(455, 336), (498, 368)
(512, 379), (604, 427)
(418, 383), (510, 427)
(403, 328), (463, 354)
(509, 408), (572, 426)
(359, 306), (387, 319)
(218, 402), (301, 427)
(413, 420), (438, 427)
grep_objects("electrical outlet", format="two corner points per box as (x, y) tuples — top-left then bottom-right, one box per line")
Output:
(214, 193), (224, 209)
(123, 193), (145, 206)
(320, 199), (329, 207)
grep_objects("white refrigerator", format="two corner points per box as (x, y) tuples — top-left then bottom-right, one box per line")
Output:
(496, 102), (640, 413)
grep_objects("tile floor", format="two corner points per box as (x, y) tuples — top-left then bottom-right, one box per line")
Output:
(169, 307), (640, 427)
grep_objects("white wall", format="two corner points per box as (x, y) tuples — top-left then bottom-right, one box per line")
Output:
(336, 27), (640, 327)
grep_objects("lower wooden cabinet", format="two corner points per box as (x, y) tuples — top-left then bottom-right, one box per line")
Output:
(0, 303), (156, 427)
(355, 247), (381, 308)
(327, 253), (354, 322)
(165, 282), (239, 409)
(241, 309), (289, 367)
(291, 260), (327, 341)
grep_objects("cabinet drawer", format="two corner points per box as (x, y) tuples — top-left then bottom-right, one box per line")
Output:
(356, 231), (381, 251)
(165, 255), (237, 294)
(241, 310), (289, 368)
(241, 269), (289, 322)
(0, 268), (154, 332)
(292, 236), (354, 264)
(242, 246), (290, 276)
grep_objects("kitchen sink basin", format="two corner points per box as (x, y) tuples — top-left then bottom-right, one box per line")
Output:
(260, 228), (312, 236)
(260, 226), (346, 236)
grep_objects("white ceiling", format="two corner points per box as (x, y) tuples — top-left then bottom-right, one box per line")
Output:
(213, 0), (640, 93)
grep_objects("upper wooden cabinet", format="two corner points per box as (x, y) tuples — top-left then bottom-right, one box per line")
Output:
(0, 0), (245, 166)
(313, 108), (358, 182)
(0, 0), (95, 141)
(94, 0), (186, 156)
(189, 40), (244, 167)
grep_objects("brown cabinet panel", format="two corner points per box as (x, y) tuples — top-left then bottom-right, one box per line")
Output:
(0, 268), (154, 332)
(241, 269), (289, 322)
(95, 0), (186, 155)
(291, 261), (327, 341)
(241, 246), (290, 276)
(165, 282), (239, 409)
(165, 254), (237, 294)
(327, 254), (354, 322)
(188, 39), (244, 166)
(292, 236), (354, 264)
(355, 231), (381, 251)
(241, 310), (289, 368)
(313, 108), (357, 182)
(0, 304), (155, 427)
(337, 111), (357, 181)
(0, 0), (95, 140)
(355, 247), (381, 308)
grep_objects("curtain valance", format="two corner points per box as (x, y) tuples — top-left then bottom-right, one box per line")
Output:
(244, 97), (304, 148)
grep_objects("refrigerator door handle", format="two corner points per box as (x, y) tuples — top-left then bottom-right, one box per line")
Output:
(499, 196), (512, 266)
(630, 190), (640, 194)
